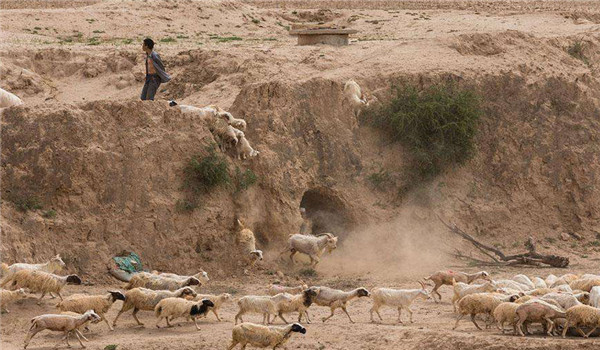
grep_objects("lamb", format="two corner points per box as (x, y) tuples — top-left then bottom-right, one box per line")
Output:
(451, 279), (497, 312)
(545, 274), (558, 287)
(0, 254), (66, 288)
(590, 286), (600, 308)
(492, 279), (530, 292)
(169, 101), (231, 121)
(6, 270), (81, 303)
(511, 275), (535, 290)
(555, 284), (573, 293)
(550, 274), (579, 288)
(453, 293), (519, 330)
(273, 287), (320, 324)
(125, 272), (201, 291)
(0, 87), (23, 108)
(57, 291), (126, 331)
(370, 282), (431, 324)
(562, 304), (600, 338)
(152, 270), (210, 285)
(209, 114), (239, 151)
(191, 293), (232, 321)
(224, 113), (247, 130)
(515, 300), (566, 336)
(0, 288), (26, 313)
(236, 219), (263, 268)
(236, 134), (259, 160)
(154, 298), (214, 329)
(493, 302), (520, 334)
(524, 288), (554, 296)
(532, 277), (547, 289)
(541, 292), (585, 310)
(112, 286), (197, 327)
(235, 295), (280, 325)
(284, 233), (338, 267)
(24, 310), (101, 349)
(267, 283), (308, 296)
(313, 286), (370, 323)
(569, 278), (600, 292)
(228, 322), (306, 350)
(424, 270), (490, 302)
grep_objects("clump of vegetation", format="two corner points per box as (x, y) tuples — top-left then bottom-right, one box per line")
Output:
(362, 82), (482, 182)
(233, 167), (257, 192)
(42, 210), (57, 219)
(104, 345), (117, 350)
(160, 37), (176, 43)
(566, 39), (589, 66)
(10, 196), (43, 212)
(210, 36), (243, 43)
(184, 148), (230, 193)
(88, 37), (101, 45)
(299, 268), (317, 277)
(367, 168), (392, 190)
(251, 18), (260, 24)
(175, 199), (198, 213)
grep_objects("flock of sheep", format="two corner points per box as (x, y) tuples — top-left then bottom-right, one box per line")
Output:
(5, 249), (600, 349)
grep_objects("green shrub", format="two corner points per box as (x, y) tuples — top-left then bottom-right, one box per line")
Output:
(362, 82), (482, 181)
(210, 36), (242, 43)
(234, 167), (257, 192)
(299, 268), (317, 277)
(42, 210), (57, 219)
(10, 196), (43, 212)
(160, 37), (176, 43)
(367, 169), (392, 190)
(104, 345), (117, 350)
(184, 148), (230, 193)
(567, 40), (589, 66)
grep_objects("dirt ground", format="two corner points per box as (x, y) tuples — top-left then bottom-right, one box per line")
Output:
(2, 0), (600, 349)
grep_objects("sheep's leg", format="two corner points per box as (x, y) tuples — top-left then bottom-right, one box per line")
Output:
(132, 308), (144, 326)
(166, 317), (173, 328)
(227, 340), (238, 350)
(194, 318), (201, 331)
(278, 312), (289, 324)
(310, 255), (320, 267)
(544, 318), (554, 336)
(341, 305), (355, 323)
(61, 331), (72, 348)
(497, 320), (504, 333)
(24, 327), (43, 349)
(74, 330), (88, 342)
(112, 306), (130, 327)
(234, 311), (243, 325)
(432, 285), (442, 303)
(212, 309), (221, 322)
(397, 306), (403, 324)
(470, 314), (482, 330)
(100, 314), (114, 331)
(585, 326), (598, 338)
(49, 292), (57, 299)
(369, 305), (379, 323)
(407, 307), (414, 323)
(516, 319), (525, 337)
(576, 327), (586, 337)
(57, 292), (63, 301)
(289, 250), (297, 264)
(73, 331), (86, 348)
(322, 308), (336, 323)
(452, 314), (464, 330)
(303, 311), (312, 324)
(37, 292), (46, 305)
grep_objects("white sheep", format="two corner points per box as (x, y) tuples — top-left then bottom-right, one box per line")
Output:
(272, 287), (320, 324)
(284, 233), (338, 267)
(555, 284), (573, 293)
(451, 279), (497, 312)
(493, 302), (520, 334)
(550, 273), (579, 288)
(0, 288), (26, 313)
(267, 283), (308, 296)
(191, 293), (233, 321)
(228, 322), (306, 349)
(112, 286), (197, 327)
(453, 293), (519, 330)
(57, 291), (126, 331)
(511, 275), (535, 290)
(152, 270), (210, 285)
(545, 274), (558, 287)
(590, 286), (600, 308)
(236, 134), (259, 160)
(224, 112), (247, 130)
(532, 277), (547, 289)
(1, 254), (66, 289)
(424, 270), (490, 302)
(125, 272), (201, 291)
(370, 282), (431, 324)
(236, 219), (263, 270)
(24, 310), (101, 349)
(569, 278), (600, 292)
(154, 298), (214, 329)
(515, 299), (566, 336)
(492, 279), (530, 292)
(562, 304), (600, 338)
(6, 270), (81, 303)
(313, 286), (370, 323)
(541, 292), (585, 310)
(0, 87), (23, 108)
(235, 295), (279, 325)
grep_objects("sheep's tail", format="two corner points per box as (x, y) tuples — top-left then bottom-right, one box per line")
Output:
(155, 306), (163, 317)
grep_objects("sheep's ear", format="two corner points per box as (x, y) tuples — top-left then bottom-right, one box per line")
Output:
(109, 291), (126, 301)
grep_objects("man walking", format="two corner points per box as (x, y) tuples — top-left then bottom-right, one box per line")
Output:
(141, 38), (171, 101)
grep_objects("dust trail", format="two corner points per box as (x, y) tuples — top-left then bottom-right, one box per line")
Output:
(318, 207), (451, 280)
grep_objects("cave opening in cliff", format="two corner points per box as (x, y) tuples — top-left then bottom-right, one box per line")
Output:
(300, 187), (354, 240)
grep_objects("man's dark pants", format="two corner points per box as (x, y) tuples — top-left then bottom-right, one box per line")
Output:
(141, 74), (161, 100)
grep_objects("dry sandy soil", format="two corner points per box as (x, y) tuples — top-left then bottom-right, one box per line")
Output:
(2, 0), (600, 349)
